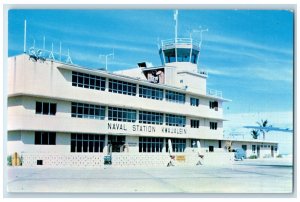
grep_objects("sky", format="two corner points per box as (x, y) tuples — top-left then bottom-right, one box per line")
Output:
(8, 9), (294, 154)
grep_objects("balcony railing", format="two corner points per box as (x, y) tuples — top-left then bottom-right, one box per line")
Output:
(161, 38), (200, 48)
(207, 89), (223, 98)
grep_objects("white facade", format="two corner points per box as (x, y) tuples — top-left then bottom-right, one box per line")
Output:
(7, 38), (278, 167)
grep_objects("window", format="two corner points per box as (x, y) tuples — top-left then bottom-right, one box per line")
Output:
(190, 97), (199, 106)
(71, 133), (105, 153)
(36, 102), (56, 115)
(166, 138), (186, 153)
(35, 132), (56, 145)
(139, 111), (163, 125)
(72, 71), (106, 91)
(209, 122), (218, 130)
(165, 90), (185, 104)
(139, 137), (164, 153)
(108, 79), (136, 96)
(139, 85), (163, 100)
(165, 114), (186, 127)
(209, 101), (218, 109)
(209, 146), (214, 152)
(190, 120), (200, 128)
(71, 102), (105, 120)
(108, 107), (136, 122)
(190, 139), (199, 148)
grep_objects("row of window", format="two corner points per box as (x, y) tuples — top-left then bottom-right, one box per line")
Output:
(108, 107), (137, 122)
(35, 132), (56, 145)
(165, 90), (185, 104)
(139, 85), (164, 100)
(210, 122), (218, 130)
(139, 137), (164, 153)
(139, 137), (186, 153)
(71, 133), (105, 153)
(72, 71), (106, 91)
(36, 102), (57, 115)
(190, 97), (199, 107)
(72, 71), (217, 106)
(190, 120), (200, 128)
(71, 102), (105, 120)
(34, 132), (226, 154)
(138, 111), (164, 125)
(108, 79), (137, 96)
(35, 101), (217, 129)
(165, 114), (186, 127)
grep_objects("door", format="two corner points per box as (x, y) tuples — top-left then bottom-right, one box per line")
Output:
(108, 135), (125, 153)
(257, 145), (260, 158)
(271, 145), (274, 157)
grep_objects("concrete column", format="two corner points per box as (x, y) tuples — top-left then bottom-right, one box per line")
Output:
(105, 78), (109, 92)
(136, 84), (139, 97)
(103, 134), (108, 155)
(162, 138), (166, 153)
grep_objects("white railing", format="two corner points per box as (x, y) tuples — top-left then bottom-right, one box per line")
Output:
(161, 38), (200, 47)
(207, 89), (223, 98)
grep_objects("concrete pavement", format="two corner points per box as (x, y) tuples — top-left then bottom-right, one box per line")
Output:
(6, 158), (293, 194)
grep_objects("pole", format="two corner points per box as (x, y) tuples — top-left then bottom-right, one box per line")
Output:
(43, 36), (45, 50)
(174, 10), (178, 42)
(23, 20), (27, 53)
(59, 42), (62, 61)
(105, 55), (108, 71)
(174, 10), (178, 62)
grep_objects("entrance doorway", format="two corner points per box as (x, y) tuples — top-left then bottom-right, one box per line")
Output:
(271, 145), (274, 157)
(108, 135), (125, 153)
(257, 145), (260, 158)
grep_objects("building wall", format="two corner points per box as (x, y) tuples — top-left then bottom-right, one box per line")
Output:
(177, 72), (206, 94)
(231, 141), (278, 158)
(8, 95), (224, 140)
(8, 55), (224, 121)
(7, 131), (70, 155)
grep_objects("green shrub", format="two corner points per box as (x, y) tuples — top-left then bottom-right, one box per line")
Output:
(277, 154), (282, 158)
(248, 155), (257, 159)
(7, 155), (12, 166)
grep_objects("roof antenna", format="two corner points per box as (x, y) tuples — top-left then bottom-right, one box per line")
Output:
(49, 42), (55, 60)
(99, 49), (114, 71)
(192, 27), (208, 67)
(43, 36), (46, 50)
(174, 10), (178, 42)
(23, 20), (27, 53)
(66, 49), (73, 64)
(59, 42), (62, 61)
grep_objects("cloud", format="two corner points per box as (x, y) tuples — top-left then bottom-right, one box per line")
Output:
(70, 50), (135, 69)
(205, 33), (292, 56)
(205, 63), (293, 83)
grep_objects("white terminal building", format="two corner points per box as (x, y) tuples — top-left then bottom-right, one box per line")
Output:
(7, 21), (279, 168)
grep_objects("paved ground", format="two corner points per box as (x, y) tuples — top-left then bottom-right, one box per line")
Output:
(5, 158), (293, 194)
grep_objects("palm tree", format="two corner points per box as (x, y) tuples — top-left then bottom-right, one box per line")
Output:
(256, 119), (271, 140)
(251, 129), (259, 139)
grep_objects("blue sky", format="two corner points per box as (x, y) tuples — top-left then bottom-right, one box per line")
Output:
(8, 10), (294, 146)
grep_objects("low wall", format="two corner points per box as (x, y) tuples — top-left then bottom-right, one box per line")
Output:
(202, 152), (234, 166)
(111, 153), (170, 168)
(21, 153), (104, 168)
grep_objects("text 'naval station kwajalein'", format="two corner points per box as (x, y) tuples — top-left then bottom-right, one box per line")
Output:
(107, 122), (187, 134)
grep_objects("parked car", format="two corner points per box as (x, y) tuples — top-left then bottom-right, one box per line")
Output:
(232, 148), (246, 160)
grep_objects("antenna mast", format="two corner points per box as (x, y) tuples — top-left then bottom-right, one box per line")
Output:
(23, 20), (27, 53)
(99, 49), (114, 71)
(174, 10), (178, 42)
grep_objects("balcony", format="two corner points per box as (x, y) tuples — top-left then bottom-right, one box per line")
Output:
(161, 38), (200, 50)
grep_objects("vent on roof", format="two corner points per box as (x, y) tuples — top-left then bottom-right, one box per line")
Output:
(138, 62), (147, 68)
